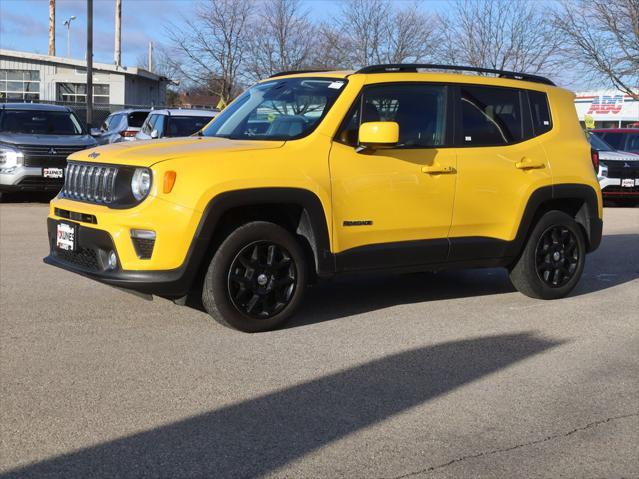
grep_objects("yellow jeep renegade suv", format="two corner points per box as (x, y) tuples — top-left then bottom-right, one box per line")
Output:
(45, 64), (603, 332)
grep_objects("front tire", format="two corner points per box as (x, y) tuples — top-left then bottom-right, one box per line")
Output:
(509, 210), (586, 299)
(202, 221), (307, 332)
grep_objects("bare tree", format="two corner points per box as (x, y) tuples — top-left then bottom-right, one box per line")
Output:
(324, 0), (439, 69)
(309, 23), (352, 69)
(553, 0), (639, 99)
(166, 0), (251, 105)
(338, 0), (391, 67)
(438, 0), (562, 76)
(246, 0), (316, 81)
(384, 3), (441, 63)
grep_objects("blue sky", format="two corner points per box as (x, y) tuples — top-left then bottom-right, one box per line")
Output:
(0, 0), (449, 67)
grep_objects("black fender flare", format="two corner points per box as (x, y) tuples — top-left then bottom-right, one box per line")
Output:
(508, 183), (602, 257)
(192, 187), (335, 276)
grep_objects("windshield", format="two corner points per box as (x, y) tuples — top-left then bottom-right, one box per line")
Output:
(203, 77), (347, 140)
(588, 132), (614, 151)
(0, 110), (84, 135)
(167, 116), (214, 137)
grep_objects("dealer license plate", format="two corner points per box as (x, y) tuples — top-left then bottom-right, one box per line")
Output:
(56, 222), (76, 251)
(621, 178), (635, 188)
(44, 168), (64, 179)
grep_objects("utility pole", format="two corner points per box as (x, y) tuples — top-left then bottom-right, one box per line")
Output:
(148, 41), (154, 72)
(114, 0), (122, 66)
(48, 0), (56, 56)
(86, 0), (94, 129)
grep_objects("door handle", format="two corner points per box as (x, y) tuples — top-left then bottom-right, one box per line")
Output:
(515, 157), (545, 170)
(422, 165), (456, 174)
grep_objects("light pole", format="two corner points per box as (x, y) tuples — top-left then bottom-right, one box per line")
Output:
(63, 15), (76, 57)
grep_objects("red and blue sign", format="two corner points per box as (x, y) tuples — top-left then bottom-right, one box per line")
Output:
(585, 95), (624, 115)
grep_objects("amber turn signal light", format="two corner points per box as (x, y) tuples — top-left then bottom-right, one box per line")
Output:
(163, 171), (177, 193)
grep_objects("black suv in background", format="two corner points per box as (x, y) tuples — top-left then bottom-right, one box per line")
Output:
(0, 103), (97, 200)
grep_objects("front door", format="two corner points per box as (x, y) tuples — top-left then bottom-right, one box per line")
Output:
(329, 83), (457, 271)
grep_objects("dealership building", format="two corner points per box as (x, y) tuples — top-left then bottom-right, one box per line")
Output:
(0, 49), (169, 107)
(574, 89), (639, 128)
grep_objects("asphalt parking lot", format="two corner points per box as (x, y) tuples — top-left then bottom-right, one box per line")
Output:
(0, 201), (637, 478)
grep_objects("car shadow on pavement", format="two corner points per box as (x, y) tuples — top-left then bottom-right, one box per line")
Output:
(1, 332), (562, 479)
(292, 233), (638, 328)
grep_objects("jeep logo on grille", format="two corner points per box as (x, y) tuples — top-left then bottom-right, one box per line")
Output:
(48, 147), (57, 155)
(88, 152), (100, 159)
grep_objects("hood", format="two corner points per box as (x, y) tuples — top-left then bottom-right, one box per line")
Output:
(598, 150), (639, 162)
(69, 136), (285, 167)
(0, 132), (96, 147)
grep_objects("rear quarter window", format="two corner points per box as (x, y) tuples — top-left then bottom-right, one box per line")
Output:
(528, 91), (552, 135)
(127, 111), (149, 128)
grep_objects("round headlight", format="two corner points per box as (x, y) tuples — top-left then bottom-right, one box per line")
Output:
(131, 168), (152, 201)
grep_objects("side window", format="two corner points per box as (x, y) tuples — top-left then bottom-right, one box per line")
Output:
(529, 91), (552, 135)
(460, 86), (523, 145)
(337, 83), (448, 147)
(143, 115), (158, 134)
(154, 115), (165, 136)
(626, 133), (639, 152)
(105, 114), (120, 131)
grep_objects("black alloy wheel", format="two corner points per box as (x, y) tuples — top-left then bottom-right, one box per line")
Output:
(509, 210), (586, 300)
(202, 221), (307, 332)
(535, 225), (580, 288)
(228, 241), (297, 319)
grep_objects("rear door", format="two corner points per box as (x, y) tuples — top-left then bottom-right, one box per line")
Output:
(449, 85), (552, 259)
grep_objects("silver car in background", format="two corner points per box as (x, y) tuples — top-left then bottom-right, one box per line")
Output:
(91, 109), (150, 145)
(0, 103), (96, 200)
(135, 109), (217, 140)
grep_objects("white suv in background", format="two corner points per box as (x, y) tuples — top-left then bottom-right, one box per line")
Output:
(588, 132), (639, 203)
(135, 109), (218, 140)
(91, 109), (150, 145)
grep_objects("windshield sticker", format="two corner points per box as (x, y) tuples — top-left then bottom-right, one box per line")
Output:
(328, 81), (345, 89)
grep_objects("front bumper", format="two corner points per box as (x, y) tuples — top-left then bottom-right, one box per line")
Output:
(599, 177), (639, 197)
(44, 217), (207, 297)
(44, 195), (208, 297)
(0, 166), (64, 192)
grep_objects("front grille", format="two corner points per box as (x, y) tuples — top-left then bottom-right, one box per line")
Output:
(61, 162), (118, 204)
(19, 144), (88, 168)
(602, 161), (639, 180)
(55, 247), (100, 271)
(54, 207), (97, 224)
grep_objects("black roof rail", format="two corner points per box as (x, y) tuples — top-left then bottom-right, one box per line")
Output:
(269, 69), (332, 78)
(354, 64), (555, 86)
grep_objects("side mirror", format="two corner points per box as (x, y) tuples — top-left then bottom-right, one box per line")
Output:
(358, 121), (399, 150)
(90, 128), (102, 136)
(150, 129), (159, 139)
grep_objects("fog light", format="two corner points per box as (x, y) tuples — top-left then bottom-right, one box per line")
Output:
(107, 250), (118, 270)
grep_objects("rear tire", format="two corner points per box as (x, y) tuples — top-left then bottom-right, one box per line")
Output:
(202, 221), (307, 332)
(509, 210), (586, 299)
